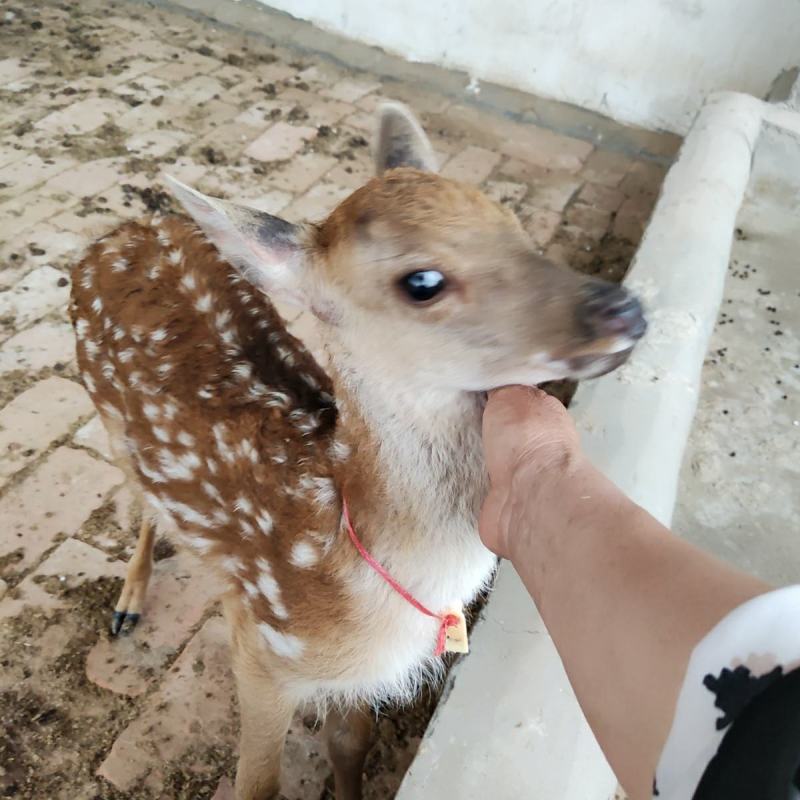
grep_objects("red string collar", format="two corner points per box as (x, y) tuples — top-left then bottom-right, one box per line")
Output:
(342, 496), (459, 657)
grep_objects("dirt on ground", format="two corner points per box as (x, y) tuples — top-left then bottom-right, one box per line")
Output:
(0, 577), (137, 799)
(0, 573), (449, 799)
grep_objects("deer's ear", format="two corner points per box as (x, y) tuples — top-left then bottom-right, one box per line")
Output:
(164, 176), (308, 307)
(373, 102), (438, 174)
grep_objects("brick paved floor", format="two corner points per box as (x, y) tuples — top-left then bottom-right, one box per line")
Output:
(0, 1), (673, 797)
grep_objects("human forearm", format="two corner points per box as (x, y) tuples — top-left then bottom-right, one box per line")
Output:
(506, 460), (768, 799)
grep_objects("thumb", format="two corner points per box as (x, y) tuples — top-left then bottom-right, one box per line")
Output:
(478, 485), (510, 559)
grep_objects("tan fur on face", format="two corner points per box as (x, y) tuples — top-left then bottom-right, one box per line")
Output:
(307, 168), (611, 391)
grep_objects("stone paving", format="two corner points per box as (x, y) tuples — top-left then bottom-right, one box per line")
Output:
(0, 1), (674, 797)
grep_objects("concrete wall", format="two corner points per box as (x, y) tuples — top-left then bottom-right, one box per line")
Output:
(257, 0), (800, 134)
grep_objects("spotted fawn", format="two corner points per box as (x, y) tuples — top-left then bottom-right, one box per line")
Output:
(70, 102), (646, 800)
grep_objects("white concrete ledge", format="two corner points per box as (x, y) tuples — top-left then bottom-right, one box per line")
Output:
(573, 91), (764, 526)
(397, 91), (770, 800)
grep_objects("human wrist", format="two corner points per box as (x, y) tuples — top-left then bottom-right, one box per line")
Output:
(502, 452), (590, 564)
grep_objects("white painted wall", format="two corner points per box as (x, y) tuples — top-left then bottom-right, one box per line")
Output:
(259, 0), (800, 134)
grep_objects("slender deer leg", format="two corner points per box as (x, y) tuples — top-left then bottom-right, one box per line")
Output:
(226, 601), (296, 800)
(322, 705), (376, 800)
(111, 515), (155, 635)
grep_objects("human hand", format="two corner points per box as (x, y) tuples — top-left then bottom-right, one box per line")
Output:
(479, 385), (583, 559)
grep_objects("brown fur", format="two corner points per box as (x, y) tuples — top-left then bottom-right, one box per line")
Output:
(71, 217), (360, 655)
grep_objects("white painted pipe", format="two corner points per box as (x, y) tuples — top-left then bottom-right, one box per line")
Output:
(573, 91), (764, 527)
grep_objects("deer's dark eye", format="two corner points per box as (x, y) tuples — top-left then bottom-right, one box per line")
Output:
(399, 270), (447, 303)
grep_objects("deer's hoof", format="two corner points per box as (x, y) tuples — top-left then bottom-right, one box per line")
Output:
(110, 610), (141, 636)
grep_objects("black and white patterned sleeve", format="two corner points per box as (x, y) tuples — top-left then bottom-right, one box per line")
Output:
(654, 585), (800, 799)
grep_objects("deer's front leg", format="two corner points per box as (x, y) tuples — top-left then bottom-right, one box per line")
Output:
(226, 602), (296, 800)
(323, 704), (376, 800)
(111, 515), (155, 635)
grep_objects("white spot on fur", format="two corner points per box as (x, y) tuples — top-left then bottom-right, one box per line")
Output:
(143, 491), (169, 520)
(80, 267), (94, 290)
(100, 401), (123, 421)
(112, 326), (126, 342)
(140, 383), (160, 397)
(294, 412), (320, 436)
(84, 339), (100, 359)
(201, 480), (223, 503)
(177, 431), (195, 447)
(162, 401), (178, 420)
(157, 229), (172, 247)
(255, 510), (273, 536)
(180, 272), (197, 292)
(242, 580), (258, 598)
(220, 327), (238, 346)
(221, 555), (244, 574)
(150, 328), (168, 343)
(300, 476), (337, 508)
(215, 310), (232, 330)
(238, 439), (259, 465)
(212, 509), (231, 526)
(91, 297), (103, 314)
(258, 622), (304, 659)
(247, 381), (269, 400)
(161, 496), (214, 529)
(255, 560), (288, 621)
(264, 391), (290, 410)
(119, 348), (134, 363)
(276, 345), (295, 366)
(168, 248), (183, 265)
(290, 540), (318, 569)
(195, 293), (213, 313)
(189, 536), (213, 554)
(232, 362), (252, 381)
(153, 426), (171, 443)
(234, 495), (253, 516)
(159, 449), (202, 481)
(75, 319), (89, 340)
(111, 257), (129, 272)
(136, 454), (166, 484)
(213, 423), (235, 463)
(300, 372), (319, 390)
(143, 402), (160, 421)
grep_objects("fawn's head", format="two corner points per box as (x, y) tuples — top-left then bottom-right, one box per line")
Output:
(167, 103), (645, 392)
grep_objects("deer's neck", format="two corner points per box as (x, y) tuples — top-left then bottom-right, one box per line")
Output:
(320, 338), (496, 612)
(329, 345), (488, 550)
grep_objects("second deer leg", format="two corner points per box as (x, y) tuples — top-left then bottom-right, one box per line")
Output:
(322, 704), (376, 800)
(111, 515), (155, 635)
(226, 601), (297, 800)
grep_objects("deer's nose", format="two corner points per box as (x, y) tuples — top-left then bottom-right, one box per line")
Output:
(578, 282), (647, 341)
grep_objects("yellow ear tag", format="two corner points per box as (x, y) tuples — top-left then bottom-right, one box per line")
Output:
(444, 608), (469, 654)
